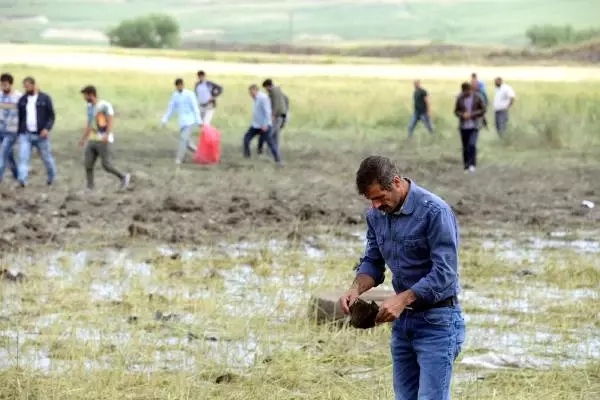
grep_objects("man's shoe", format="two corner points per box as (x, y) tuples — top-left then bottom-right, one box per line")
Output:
(120, 174), (131, 189)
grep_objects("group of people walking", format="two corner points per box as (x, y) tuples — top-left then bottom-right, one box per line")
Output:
(0, 69), (290, 188)
(408, 73), (516, 172)
(161, 71), (288, 167)
(0, 72), (131, 190)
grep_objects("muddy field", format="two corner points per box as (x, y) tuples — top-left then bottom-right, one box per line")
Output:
(0, 61), (599, 398)
(1, 144), (598, 253)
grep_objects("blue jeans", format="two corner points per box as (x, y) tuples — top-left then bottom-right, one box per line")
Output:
(391, 306), (465, 400)
(0, 131), (18, 180)
(243, 126), (281, 163)
(18, 132), (57, 185)
(408, 112), (434, 136)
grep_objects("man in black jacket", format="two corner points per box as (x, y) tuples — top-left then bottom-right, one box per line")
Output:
(17, 76), (57, 186)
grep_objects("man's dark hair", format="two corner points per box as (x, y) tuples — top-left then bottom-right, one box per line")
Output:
(23, 76), (35, 85)
(262, 78), (273, 88)
(248, 84), (258, 91)
(356, 155), (399, 195)
(175, 78), (184, 86)
(197, 70), (205, 77)
(0, 73), (13, 84)
(80, 85), (97, 96)
(471, 72), (477, 78)
(461, 82), (471, 92)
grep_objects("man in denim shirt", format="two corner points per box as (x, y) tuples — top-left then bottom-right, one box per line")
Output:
(340, 155), (465, 400)
(0, 73), (20, 183)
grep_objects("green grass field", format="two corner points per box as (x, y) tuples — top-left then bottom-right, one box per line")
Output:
(1, 0), (599, 46)
(0, 64), (599, 398)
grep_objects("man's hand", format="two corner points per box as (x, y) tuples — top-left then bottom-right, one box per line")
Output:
(40, 129), (49, 138)
(260, 125), (268, 132)
(78, 139), (86, 148)
(462, 112), (471, 120)
(339, 288), (360, 315)
(375, 290), (417, 324)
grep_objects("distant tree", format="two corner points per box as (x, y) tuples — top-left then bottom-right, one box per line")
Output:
(526, 24), (600, 48)
(107, 13), (180, 49)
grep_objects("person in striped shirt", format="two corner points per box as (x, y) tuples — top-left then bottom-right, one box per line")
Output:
(0, 73), (20, 183)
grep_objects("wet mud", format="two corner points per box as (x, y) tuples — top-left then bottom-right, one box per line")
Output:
(0, 154), (597, 252)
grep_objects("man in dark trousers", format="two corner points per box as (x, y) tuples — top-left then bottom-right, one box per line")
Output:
(408, 80), (433, 137)
(454, 82), (486, 173)
(259, 78), (287, 154)
(340, 155), (465, 400)
(243, 84), (282, 166)
(16, 76), (57, 187)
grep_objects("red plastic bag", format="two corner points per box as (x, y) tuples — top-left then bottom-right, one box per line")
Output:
(194, 125), (221, 165)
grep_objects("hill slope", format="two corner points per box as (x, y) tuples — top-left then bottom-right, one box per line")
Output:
(0, 0), (599, 47)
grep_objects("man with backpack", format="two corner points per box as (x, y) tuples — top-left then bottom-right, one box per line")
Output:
(79, 85), (130, 190)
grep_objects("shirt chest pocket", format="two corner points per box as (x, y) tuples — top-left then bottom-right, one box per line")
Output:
(399, 236), (429, 261)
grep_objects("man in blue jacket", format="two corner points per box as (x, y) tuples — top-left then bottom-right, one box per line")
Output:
(17, 76), (57, 187)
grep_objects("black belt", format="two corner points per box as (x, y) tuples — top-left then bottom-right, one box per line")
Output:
(405, 296), (458, 312)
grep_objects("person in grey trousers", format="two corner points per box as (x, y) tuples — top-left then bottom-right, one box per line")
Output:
(79, 85), (130, 190)
(493, 77), (516, 136)
(258, 78), (288, 155)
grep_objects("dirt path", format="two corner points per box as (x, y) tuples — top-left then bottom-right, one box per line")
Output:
(1, 44), (599, 81)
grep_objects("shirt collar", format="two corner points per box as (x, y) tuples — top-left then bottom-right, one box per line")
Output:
(392, 178), (417, 216)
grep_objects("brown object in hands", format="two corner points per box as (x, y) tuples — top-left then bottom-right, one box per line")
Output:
(349, 298), (379, 329)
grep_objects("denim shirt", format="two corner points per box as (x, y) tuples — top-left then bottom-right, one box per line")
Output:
(161, 89), (202, 129)
(357, 180), (460, 304)
(0, 90), (21, 133)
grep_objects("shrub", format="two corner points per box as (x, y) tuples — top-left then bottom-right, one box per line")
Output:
(526, 24), (600, 48)
(107, 13), (180, 49)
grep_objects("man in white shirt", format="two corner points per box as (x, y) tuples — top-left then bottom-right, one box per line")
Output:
(161, 78), (203, 164)
(493, 77), (516, 136)
(194, 70), (223, 127)
(16, 76), (57, 187)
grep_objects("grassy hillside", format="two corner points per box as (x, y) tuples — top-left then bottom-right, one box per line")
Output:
(0, 0), (599, 47)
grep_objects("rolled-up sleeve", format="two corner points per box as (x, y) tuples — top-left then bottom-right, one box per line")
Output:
(411, 207), (459, 303)
(356, 214), (386, 285)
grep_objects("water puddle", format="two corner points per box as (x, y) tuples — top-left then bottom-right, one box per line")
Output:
(481, 231), (600, 262)
(1, 231), (599, 375)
